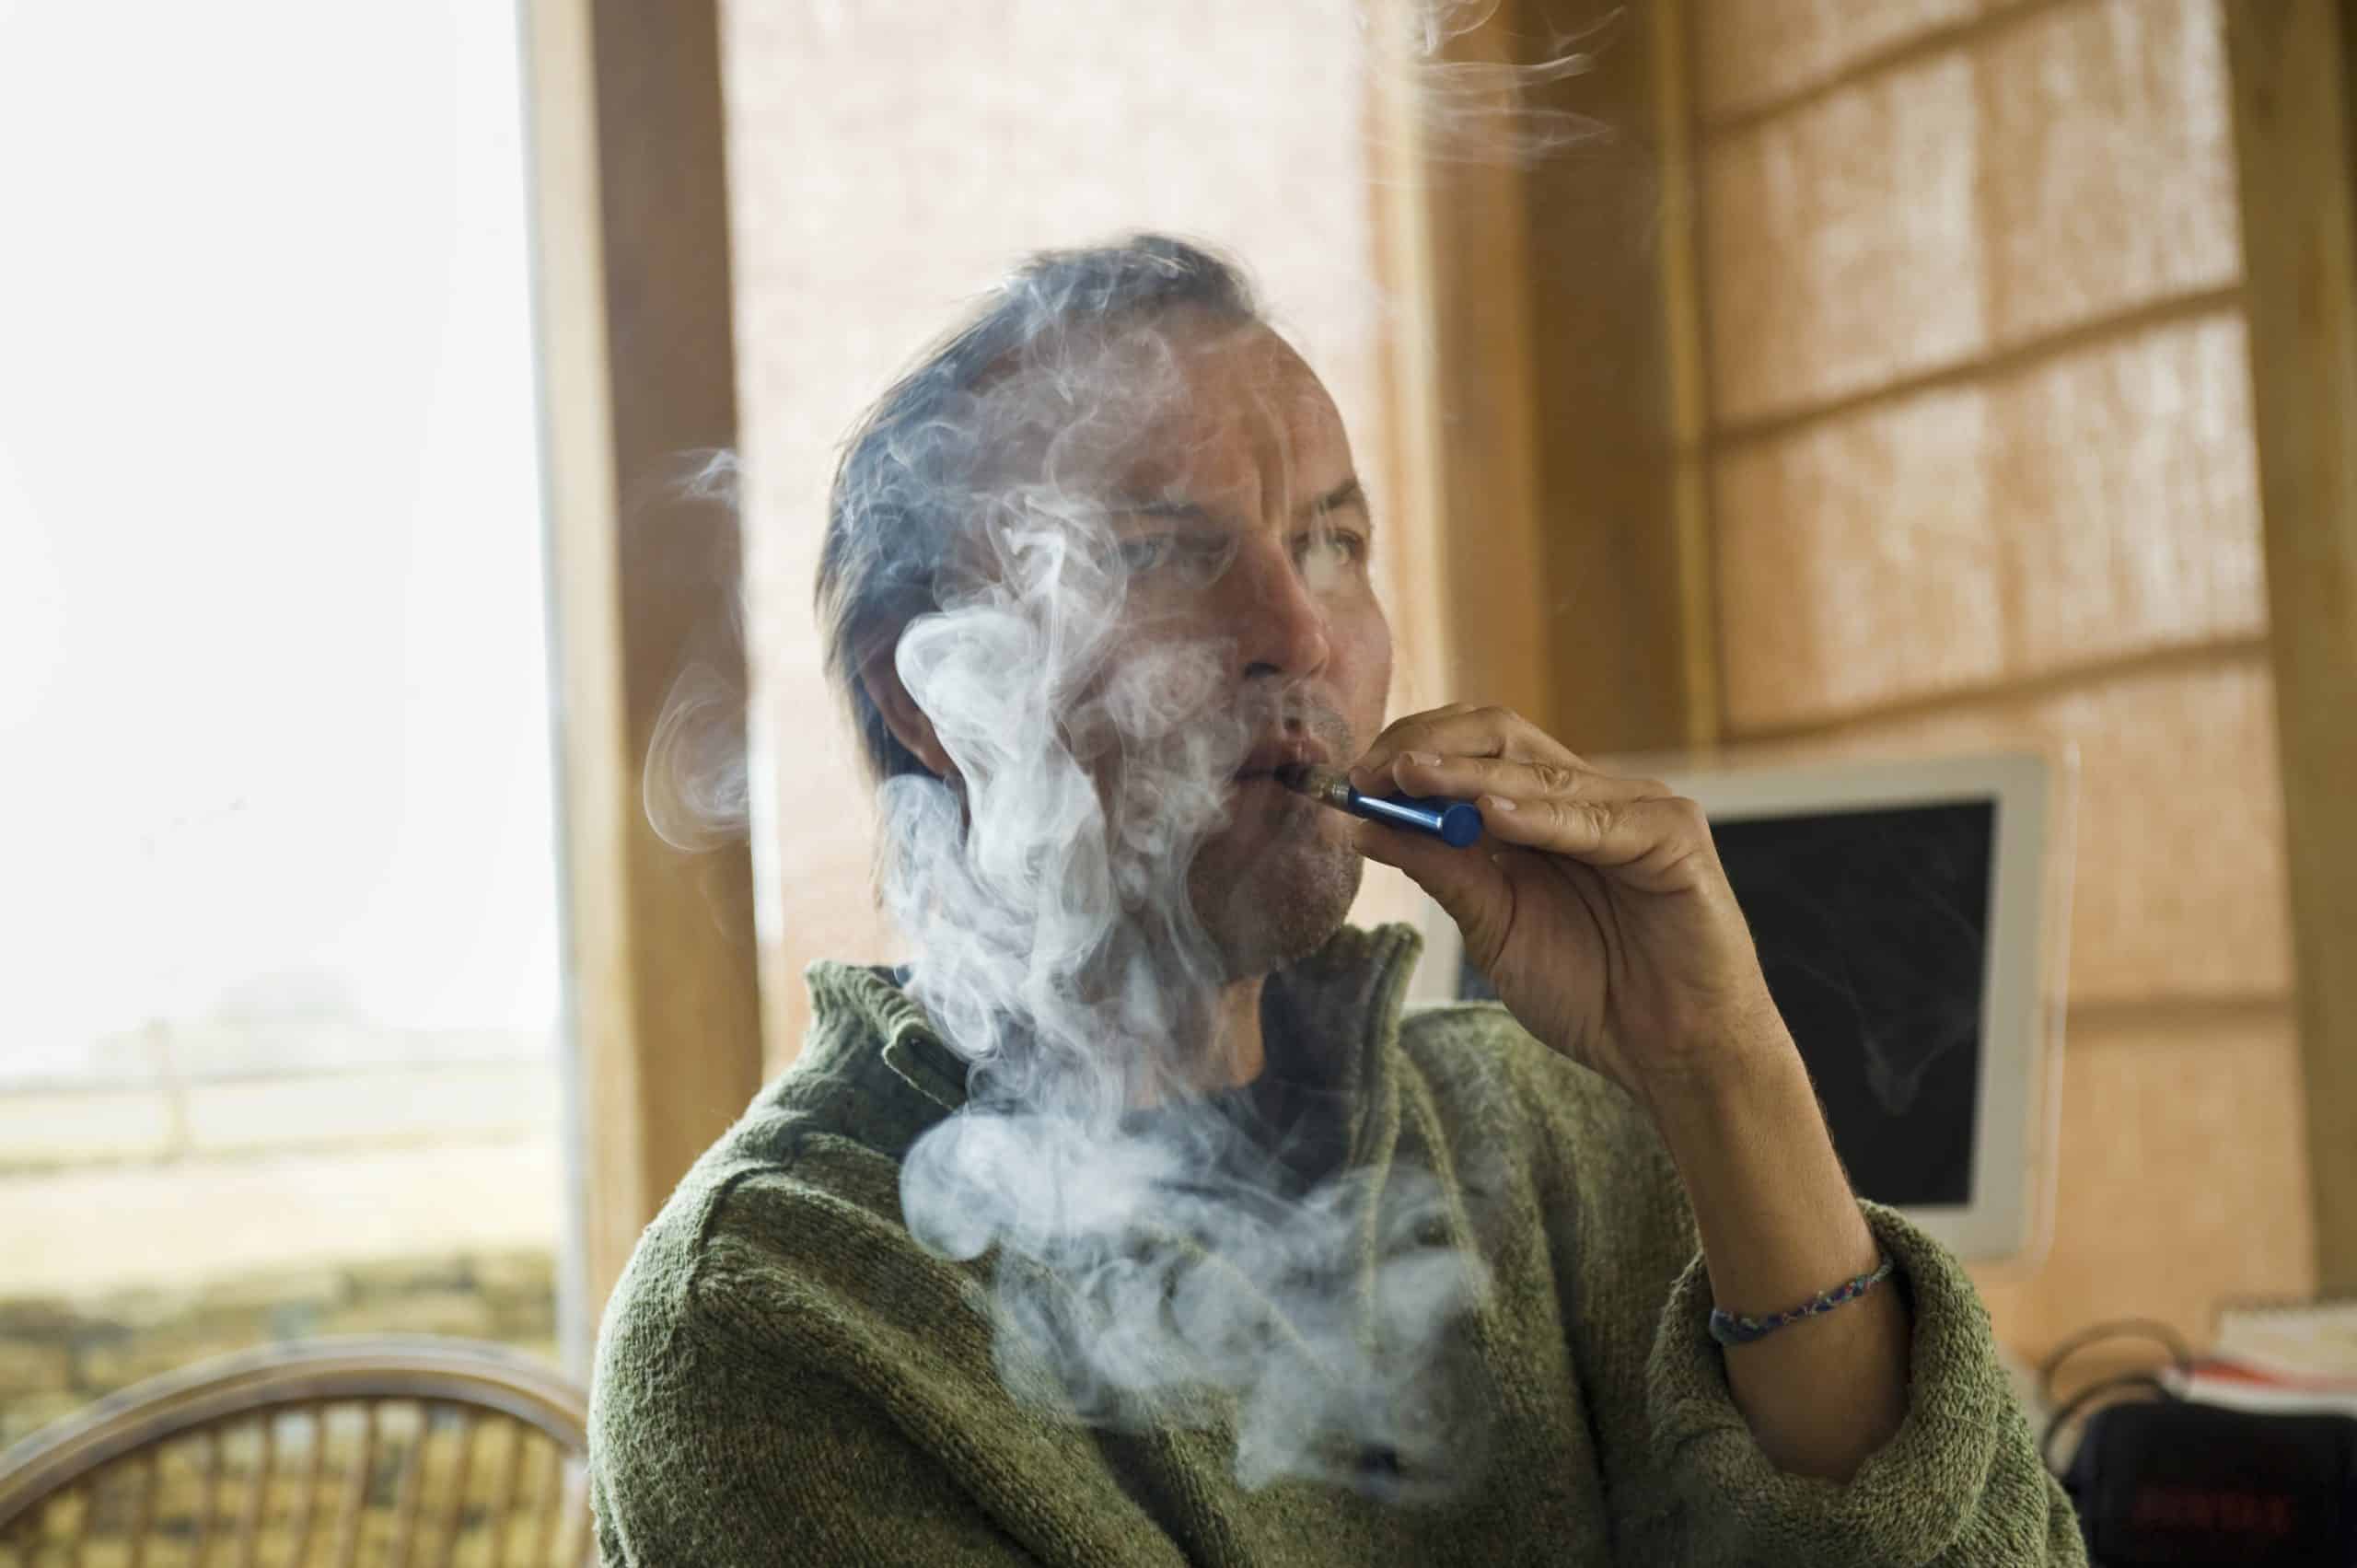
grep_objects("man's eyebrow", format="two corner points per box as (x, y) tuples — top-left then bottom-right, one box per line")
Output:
(1107, 477), (1367, 524)
(1299, 477), (1367, 522)
(1112, 495), (1217, 523)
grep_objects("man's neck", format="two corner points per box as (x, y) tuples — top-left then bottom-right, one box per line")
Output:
(1133, 975), (1267, 1108)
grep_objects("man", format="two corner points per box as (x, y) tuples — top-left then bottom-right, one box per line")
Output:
(589, 236), (2086, 1565)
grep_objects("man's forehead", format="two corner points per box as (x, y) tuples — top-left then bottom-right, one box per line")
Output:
(974, 316), (1349, 499)
(1115, 336), (1348, 485)
(1167, 321), (1337, 416)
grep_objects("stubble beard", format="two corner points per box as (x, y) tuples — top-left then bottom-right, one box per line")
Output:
(1186, 807), (1365, 984)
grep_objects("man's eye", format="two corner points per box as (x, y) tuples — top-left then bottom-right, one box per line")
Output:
(1298, 528), (1367, 566)
(1120, 534), (1235, 585)
(1118, 534), (1175, 574)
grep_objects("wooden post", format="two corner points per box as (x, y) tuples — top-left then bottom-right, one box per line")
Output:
(1517, 0), (1705, 759)
(1649, 0), (1722, 758)
(521, 0), (763, 1364)
(1364, 0), (1556, 733)
(2224, 0), (2357, 1295)
(1365, 0), (1700, 759)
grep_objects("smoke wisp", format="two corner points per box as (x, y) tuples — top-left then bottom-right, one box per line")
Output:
(1381, 0), (1621, 168)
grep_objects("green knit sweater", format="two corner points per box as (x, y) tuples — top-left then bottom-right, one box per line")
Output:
(588, 923), (2086, 1565)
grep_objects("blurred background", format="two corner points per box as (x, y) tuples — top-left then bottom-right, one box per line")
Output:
(4, 0), (2353, 1553)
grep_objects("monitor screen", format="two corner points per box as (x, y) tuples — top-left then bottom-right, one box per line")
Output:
(1711, 799), (1995, 1208)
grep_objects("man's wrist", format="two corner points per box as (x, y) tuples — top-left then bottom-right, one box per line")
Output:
(1635, 1030), (1878, 1313)
(1634, 1014), (1801, 1138)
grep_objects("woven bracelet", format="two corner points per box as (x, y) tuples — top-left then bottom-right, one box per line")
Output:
(1708, 1253), (1898, 1347)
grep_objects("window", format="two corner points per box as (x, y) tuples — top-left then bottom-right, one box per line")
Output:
(0, 1), (567, 1441)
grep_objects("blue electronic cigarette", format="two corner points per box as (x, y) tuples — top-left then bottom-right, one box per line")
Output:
(1275, 763), (1484, 849)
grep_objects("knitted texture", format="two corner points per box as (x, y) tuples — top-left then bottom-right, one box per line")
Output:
(588, 924), (2087, 1566)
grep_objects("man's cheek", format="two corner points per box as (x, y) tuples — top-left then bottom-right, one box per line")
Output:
(1342, 624), (1393, 741)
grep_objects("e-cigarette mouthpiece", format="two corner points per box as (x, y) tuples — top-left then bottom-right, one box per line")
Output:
(1274, 763), (1484, 850)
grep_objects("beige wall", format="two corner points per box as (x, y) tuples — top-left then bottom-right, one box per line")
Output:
(1691, 0), (2315, 1361)
(719, 2), (1440, 1067)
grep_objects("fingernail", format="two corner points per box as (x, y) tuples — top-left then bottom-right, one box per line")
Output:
(1409, 751), (1440, 767)
(1485, 795), (1517, 812)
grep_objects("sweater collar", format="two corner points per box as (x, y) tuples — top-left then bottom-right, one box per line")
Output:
(791, 922), (1426, 1161)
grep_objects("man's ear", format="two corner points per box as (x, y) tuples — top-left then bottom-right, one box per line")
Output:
(859, 640), (958, 782)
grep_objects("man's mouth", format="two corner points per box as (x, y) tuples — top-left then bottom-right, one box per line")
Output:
(1233, 738), (1332, 783)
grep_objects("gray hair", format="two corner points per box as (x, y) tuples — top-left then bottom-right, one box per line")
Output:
(813, 234), (1263, 784)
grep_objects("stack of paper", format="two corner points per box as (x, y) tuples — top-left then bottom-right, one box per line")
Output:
(2212, 1296), (2357, 1380)
(2163, 1298), (2357, 1415)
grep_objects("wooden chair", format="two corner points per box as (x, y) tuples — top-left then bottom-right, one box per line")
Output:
(0, 1337), (595, 1567)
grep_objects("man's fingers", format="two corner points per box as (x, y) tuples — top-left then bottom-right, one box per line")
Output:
(1351, 703), (1484, 784)
(1350, 704), (1576, 789)
(1387, 750), (1669, 808)
(1349, 818), (1512, 960)
(1475, 793), (1716, 886)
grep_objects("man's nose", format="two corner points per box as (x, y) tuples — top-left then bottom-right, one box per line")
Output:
(1229, 539), (1332, 680)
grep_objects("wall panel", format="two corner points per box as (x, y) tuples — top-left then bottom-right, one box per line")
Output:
(1715, 310), (2263, 730)
(1694, 0), (1980, 122)
(1980, 0), (2241, 344)
(1715, 385), (2003, 726)
(1703, 54), (1987, 425)
(1991, 312), (2264, 668)
(1970, 1012), (2316, 1359)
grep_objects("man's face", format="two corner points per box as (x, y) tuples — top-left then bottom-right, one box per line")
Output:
(1085, 313), (1394, 978)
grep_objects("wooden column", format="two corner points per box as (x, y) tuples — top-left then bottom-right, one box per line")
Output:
(2225, 0), (2357, 1295)
(1649, 0), (1722, 758)
(1518, 0), (1706, 759)
(1364, 0), (1701, 760)
(522, 0), (763, 1364)
(1364, 0), (1556, 733)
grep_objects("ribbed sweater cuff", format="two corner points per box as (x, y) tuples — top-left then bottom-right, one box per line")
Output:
(1643, 1200), (2022, 1566)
